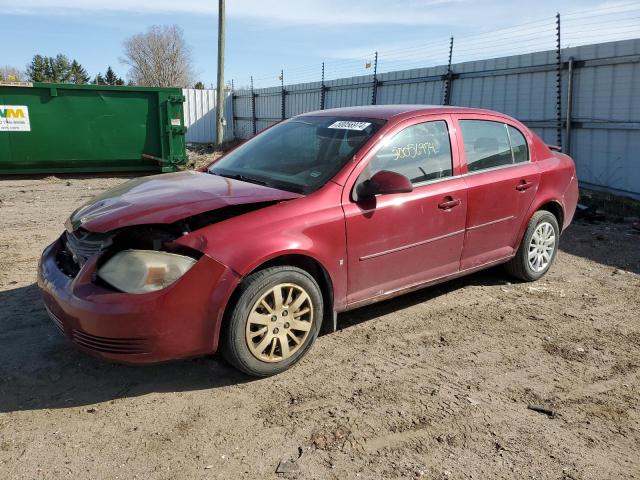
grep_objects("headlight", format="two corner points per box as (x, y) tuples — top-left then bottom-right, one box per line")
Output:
(97, 249), (197, 294)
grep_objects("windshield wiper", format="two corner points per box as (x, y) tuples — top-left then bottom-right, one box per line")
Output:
(211, 171), (306, 194)
(213, 172), (271, 187)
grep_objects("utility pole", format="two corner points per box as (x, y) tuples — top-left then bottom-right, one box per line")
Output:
(215, 0), (226, 146)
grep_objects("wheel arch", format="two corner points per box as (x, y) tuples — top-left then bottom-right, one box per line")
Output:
(513, 197), (565, 251)
(219, 253), (335, 338)
(255, 254), (334, 318)
(537, 200), (565, 231)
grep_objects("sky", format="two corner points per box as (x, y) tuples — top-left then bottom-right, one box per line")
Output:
(1, 0), (639, 88)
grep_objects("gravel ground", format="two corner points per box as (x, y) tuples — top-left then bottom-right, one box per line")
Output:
(0, 174), (639, 480)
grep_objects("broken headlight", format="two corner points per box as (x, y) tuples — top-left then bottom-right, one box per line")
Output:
(97, 249), (196, 294)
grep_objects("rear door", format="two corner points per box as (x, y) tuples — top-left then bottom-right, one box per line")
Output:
(454, 115), (540, 270)
(342, 115), (467, 306)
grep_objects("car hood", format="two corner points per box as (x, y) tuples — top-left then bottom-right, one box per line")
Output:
(68, 171), (302, 233)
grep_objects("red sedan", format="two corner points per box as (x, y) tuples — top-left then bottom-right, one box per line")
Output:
(38, 106), (578, 376)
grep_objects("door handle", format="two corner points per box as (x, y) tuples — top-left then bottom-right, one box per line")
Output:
(438, 197), (461, 209)
(516, 180), (534, 191)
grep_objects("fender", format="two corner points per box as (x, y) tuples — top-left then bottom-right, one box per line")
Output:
(175, 181), (349, 318)
(197, 247), (337, 353)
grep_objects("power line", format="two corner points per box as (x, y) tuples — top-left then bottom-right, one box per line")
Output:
(231, 7), (639, 92)
(563, 1), (640, 17)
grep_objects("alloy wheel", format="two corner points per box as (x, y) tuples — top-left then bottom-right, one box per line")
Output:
(245, 283), (314, 362)
(528, 221), (556, 272)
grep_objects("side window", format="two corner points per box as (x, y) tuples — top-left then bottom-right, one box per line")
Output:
(459, 120), (512, 172)
(368, 120), (452, 184)
(508, 125), (529, 163)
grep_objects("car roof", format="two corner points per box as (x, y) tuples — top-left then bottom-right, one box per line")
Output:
(298, 105), (505, 121)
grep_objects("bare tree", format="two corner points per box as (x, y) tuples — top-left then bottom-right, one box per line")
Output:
(0, 66), (24, 82)
(121, 25), (194, 87)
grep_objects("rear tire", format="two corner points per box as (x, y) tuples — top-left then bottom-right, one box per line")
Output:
(221, 266), (323, 377)
(505, 210), (560, 282)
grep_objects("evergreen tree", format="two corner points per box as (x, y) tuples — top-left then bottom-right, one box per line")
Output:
(93, 73), (105, 85)
(104, 66), (124, 86)
(43, 58), (54, 82)
(47, 54), (72, 82)
(69, 60), (90, 84)
(26, 54), (48, 82)
(26, 53), (78, 83)
(194, 81), (205, 89)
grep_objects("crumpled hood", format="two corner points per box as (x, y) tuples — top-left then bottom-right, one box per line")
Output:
(68, 171), (302, 233)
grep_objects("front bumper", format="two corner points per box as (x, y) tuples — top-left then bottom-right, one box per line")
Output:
(37, 237), (238, 363)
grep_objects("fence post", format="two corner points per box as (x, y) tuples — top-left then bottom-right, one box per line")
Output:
(320, 62), (326, 110)
(565, 57), (574, 155)
(230, 78), (235, 140)
(280, 69), (286, 121)
(371, 51), (379, 105)
(443, 36), (454, 105)
(250, 75), (257, 136)
(555, 12), (562, 149)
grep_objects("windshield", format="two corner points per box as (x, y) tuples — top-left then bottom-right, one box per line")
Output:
(209, 116), (385, 194)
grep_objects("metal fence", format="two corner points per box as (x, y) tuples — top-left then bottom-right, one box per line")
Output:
(230, 39), (640, 199)
(182, 88), (233, 143)
(227, 6), (640, 199)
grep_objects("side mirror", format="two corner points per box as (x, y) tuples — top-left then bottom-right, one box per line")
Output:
(356, 170), (413, 199)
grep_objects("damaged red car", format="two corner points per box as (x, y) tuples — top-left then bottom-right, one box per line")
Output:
(38, 106), (578, 376)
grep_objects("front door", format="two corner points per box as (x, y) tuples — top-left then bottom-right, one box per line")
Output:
(343, 117), (467, 306)
(455, 117), (541, 270)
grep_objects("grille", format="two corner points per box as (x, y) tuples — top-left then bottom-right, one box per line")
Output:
(71, 329), (151, 355)
(64, 229), (113, 267)
(45, 306), (65, 334)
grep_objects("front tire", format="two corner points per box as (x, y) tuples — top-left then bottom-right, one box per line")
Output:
(506, 210), (560, 282)
(221, 266), (323, 377)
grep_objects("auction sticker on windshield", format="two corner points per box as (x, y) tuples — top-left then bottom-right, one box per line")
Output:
(328, 121), (371, 131)
(0, 105), (31, 132)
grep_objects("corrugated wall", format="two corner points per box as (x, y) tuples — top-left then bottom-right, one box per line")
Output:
(231, 38), (639, 198)
(182, 88), (233, 143)
(377, 65), (447, 105)
(287, 81), (322, 117)
(562, 40), (640, 197)
(450, 50), (560, 145)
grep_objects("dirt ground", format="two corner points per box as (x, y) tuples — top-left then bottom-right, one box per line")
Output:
(0, 174), (639, 480)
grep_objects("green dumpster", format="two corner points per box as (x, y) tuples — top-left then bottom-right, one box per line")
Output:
(0, 82), (187, 174)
